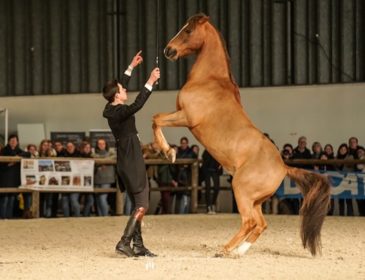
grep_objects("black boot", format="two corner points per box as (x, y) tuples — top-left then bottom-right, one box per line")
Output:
(132, 221), (157, 257)
(115, 215), (138, 257)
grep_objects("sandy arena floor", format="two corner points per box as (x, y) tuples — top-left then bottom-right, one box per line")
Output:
(0, 214), (364, 280)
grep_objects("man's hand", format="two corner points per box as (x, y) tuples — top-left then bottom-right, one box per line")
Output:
(147, 68), (160, 86)
(130, 50), (143, 68)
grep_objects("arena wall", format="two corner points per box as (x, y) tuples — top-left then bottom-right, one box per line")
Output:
(1, 82), (364, 149)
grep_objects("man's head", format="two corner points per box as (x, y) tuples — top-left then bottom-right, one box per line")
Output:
(66, 142), (76, 154)
(102, 80), (127, 103)
(298, 136), (307, 149)
(180, 137), (189, 150)
(7, 134), (19, 150)
(348, 137), (358, 150)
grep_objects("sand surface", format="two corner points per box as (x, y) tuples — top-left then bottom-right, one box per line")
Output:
(0, 214), (364, 280)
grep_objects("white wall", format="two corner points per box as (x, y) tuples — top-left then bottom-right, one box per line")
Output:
(1, 82), (364, 151)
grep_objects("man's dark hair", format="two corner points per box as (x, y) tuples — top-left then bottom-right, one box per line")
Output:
(8, 134), (18, 142)
(180, 136), (189, 144)
(102, 80), (119, 103)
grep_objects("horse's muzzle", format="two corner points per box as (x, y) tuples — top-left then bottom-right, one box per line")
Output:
(164, 47), (177, 60)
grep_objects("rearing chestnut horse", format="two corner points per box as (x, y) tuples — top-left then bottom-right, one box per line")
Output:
(153, 13), (330, 256)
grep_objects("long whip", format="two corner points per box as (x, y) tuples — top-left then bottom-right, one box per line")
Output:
(155, 0), (160, 85)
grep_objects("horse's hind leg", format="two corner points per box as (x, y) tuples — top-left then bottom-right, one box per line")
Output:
(223, 185), (257, 254)
(244, 203), (268, 244)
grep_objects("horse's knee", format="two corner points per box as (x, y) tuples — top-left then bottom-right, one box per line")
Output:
(240, 215), (257, 229)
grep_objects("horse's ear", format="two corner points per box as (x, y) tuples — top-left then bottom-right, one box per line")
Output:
(198, 15), (209, 24)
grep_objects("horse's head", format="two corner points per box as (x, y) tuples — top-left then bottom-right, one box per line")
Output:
(164, 13), (210, 61)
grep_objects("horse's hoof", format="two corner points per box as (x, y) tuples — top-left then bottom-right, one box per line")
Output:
(214, 247), (230, 258)
(166, 148), (176, 163)
(233, 242), (252, 256)
(214, 252), (224, 258)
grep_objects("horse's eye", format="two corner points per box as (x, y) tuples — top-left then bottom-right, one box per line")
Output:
(185, 29), (192, 34)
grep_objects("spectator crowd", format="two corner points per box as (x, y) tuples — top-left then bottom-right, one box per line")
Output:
(0, 134), (364, 219)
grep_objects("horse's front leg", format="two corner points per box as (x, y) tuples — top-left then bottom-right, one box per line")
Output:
(152, 110), (189, 162)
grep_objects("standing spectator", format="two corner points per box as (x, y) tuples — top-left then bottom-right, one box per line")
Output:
(191, 145), (200, 159)
(348, 137), (359, 157)
(174, 137), (195, 214)
(80, 141), (94, 216)
(0, 135), (27, 219)
(93, 138), (116, 216)
(281, 143), (294, 161)
(311, 142), (323, 170)
(201, 149), (222, 214)
(278, 143), (297, 214)
(38, 139), (53, 157)
(289, 136), (312, 214)
(156, 149), (177, 214)
(320, 144), (336, 171)
(355, 147), (365, 216)
(47, 141), (66, 217)
(27, 144), (38, 158)
(336, 143), (354, 216)
(62, 141), (81, 217)
(46, 139), (57, 157)
(292, 136), (312, 169)
(54, 141), (66, 157)
(320, 144), (336, 215)
(38, 139), (56, 217)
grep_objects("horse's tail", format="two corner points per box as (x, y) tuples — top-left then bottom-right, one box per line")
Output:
(286, 166), (331, 256)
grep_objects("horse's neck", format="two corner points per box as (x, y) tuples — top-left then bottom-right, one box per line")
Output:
(188, 25), (230, 82)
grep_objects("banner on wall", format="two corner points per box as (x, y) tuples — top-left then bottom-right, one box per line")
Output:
(276, 171), (365, 199)
(20, 159), (94, 192)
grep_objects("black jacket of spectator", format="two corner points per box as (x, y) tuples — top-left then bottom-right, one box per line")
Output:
(292, 147), (312, 169)
(0, 145), (29, 187)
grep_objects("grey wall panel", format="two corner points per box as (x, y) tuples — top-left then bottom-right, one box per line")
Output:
(341, 0), (355, 82)
(0, 0), (6, 96)
(272, 2), (286, 85)
(317, 0), (331, 84)
(0, 0), (364, 96)
(249, 0), (263, 86)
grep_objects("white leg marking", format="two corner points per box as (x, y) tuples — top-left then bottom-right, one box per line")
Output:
(235, 242), (252, 256)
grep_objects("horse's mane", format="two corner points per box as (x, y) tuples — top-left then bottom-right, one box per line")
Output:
(187, 13), (241, 103)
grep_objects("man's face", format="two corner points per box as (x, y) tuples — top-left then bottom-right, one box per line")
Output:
(357, 149), (365, 159)
(180, 139), (188, 150)
(66, 143), (75, 154)
(117, 83), (127, 102)
(298, 138), (307, 149)
(54, 142), (64, 152)
(97, 140), (106, 151)
(8, 137), (18, 149)
(83, 144), (91, 154)
(349, 138), (358, 149)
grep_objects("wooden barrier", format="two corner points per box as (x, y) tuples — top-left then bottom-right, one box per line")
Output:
(0, 156), (199, 217)
(1, 156), (364, 217)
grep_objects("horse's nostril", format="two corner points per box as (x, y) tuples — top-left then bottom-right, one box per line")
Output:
(164, 47), (177, 58)
(164, 47), (171, 57)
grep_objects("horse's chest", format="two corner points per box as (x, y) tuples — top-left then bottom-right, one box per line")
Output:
(177, 88), (209, 112)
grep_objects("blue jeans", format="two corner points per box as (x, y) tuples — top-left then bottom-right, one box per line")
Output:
(83, 194), (94, 216)
(95, 184), (110, 216)
(0, 194), (15, 219)
(175, 194), (190, 214)
(62, 193), (80, 217)
(42, 194), (53, 218)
